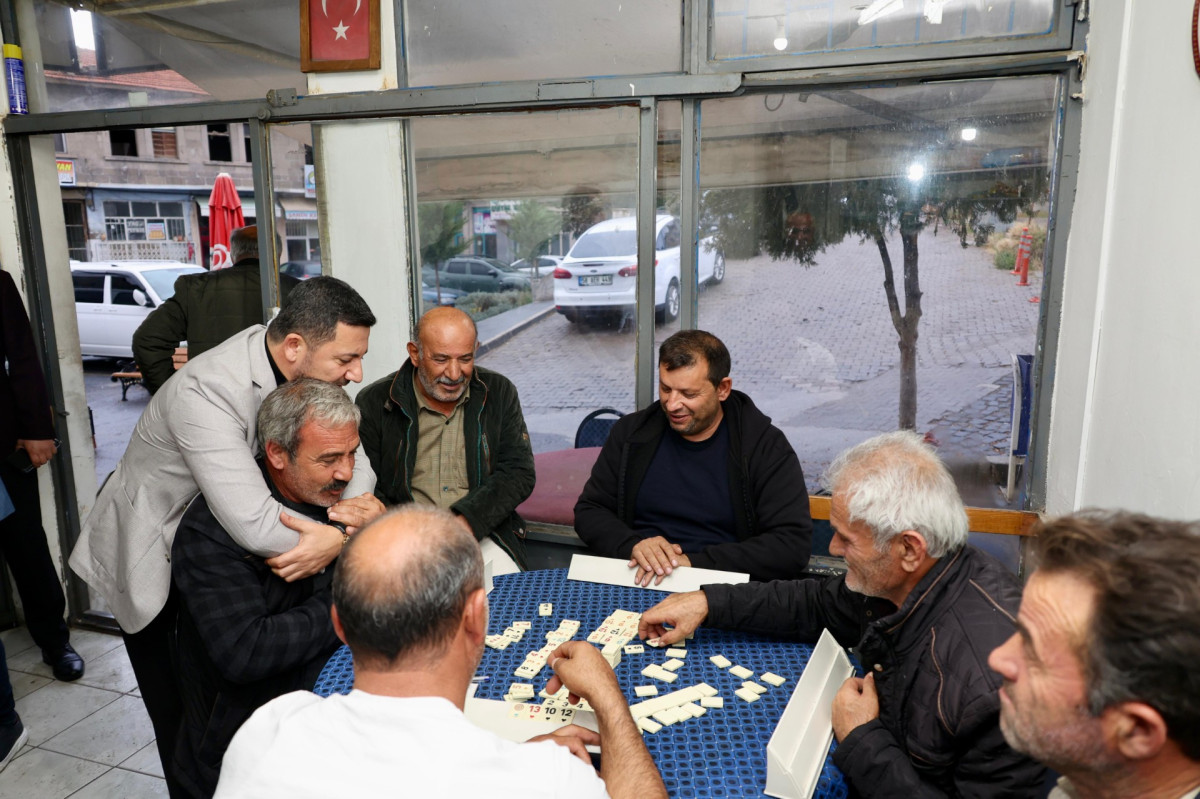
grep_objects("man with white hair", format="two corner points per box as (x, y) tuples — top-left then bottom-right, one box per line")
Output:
(639, 431), (1046, 798)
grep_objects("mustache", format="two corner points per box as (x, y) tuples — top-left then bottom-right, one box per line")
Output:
(437, 376), (466, 387)
(322, 479), (349, 494)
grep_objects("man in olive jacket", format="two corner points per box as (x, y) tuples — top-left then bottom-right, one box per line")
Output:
(133, 225), (301, 393)
(355, 307), (534, 572)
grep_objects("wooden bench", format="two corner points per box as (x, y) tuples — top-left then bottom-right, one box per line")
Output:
(110, 370), (145, 401)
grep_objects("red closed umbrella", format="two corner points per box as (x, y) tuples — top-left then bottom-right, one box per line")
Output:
(208, 172), (245, 270)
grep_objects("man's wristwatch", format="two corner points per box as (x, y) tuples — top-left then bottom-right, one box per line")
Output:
(329, 520), (350, 546)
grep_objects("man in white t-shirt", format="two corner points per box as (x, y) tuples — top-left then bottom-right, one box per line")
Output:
(215, 505), (666, 799)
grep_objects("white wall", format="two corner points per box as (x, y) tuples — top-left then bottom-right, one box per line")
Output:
(1047, 0), (1200, 517)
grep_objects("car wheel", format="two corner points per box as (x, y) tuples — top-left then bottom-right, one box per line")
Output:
(660, 279), (681, 323)
(707, 252), (725, 285)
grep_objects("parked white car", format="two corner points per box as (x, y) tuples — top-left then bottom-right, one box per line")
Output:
(552, 215), (724, 324)
(71, 260), (205, 358)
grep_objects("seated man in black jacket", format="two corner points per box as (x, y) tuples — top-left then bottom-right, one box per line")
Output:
(171, 378), (383, 798)
(574, 329), (812, 585)
(639, 431), (1047, 799)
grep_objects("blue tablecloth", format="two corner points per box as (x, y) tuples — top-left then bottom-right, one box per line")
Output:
(315, 568), (848, 799)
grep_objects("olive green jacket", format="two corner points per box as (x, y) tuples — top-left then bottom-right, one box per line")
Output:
(355, 361), (535, 568)
(132, 260), (300, 393)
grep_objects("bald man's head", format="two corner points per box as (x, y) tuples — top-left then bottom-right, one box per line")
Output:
(408, 307), (478, 407)
(333, 506), (483, 669)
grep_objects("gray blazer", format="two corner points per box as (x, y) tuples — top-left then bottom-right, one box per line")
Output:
(69, 325), (376, 633)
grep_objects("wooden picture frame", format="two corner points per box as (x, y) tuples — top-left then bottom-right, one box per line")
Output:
(300, 0), (381, 73)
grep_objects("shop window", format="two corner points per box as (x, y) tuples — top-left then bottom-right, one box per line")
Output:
(207, 124), (232, 161)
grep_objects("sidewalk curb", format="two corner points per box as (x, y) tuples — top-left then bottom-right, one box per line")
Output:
(477, 303), (555, 358)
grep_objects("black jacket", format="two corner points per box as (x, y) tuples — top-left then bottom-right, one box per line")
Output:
(704, 546), (1047, 798)
(0, 270), (55, 452)
(355, 361), (535, 568)
(574, 390), (812, 581)
(171, 467), (341, 799)
(132, 260), (301, 394)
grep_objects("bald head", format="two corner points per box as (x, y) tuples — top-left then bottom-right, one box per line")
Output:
(333, 506), (483, 669)
(408, 307), (478, 408)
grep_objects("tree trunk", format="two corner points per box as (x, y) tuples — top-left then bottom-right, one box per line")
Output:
(897, 225), (922, 430)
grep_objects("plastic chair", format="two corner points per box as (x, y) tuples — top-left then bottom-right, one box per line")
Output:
(574, 408), (624, 449)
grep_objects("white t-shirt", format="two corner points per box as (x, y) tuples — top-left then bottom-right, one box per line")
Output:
(215, 690), (612, 799)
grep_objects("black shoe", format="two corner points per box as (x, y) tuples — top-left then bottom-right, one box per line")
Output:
(0, 716), (29, 773)
(42, 643), (85, 681)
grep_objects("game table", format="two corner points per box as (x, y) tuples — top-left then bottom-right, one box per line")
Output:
(314, 567), (849, 799)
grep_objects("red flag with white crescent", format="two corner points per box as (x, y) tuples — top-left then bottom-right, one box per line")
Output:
(309, 0), (369, 62)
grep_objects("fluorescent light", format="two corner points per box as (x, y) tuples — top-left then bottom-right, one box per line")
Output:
(960, 127), (978, 142)
(773, 19), (788, 51)
(907, 162), (926, 182)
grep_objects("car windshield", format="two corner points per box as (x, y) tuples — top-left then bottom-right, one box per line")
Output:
(483, 258), (514, 272)
(141, 267), (202, 299)
(569, 229), (636, 258)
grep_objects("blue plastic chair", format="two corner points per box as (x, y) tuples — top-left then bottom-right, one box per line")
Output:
(574, 408), (623, 449)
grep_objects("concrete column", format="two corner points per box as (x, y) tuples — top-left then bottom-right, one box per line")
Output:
(307, 0), (410, 393)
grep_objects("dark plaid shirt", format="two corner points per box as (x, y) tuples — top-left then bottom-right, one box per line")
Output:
(170, 462), (341, 798)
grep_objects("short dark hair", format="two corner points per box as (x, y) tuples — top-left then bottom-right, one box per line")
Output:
(267, 276), (376, 347)
(1033, 510), (1200, 761)
(658, 329), (730, 387)
(332, 506), (483, 669)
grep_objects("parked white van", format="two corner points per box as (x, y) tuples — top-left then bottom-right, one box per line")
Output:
(71, 260), (205, 358)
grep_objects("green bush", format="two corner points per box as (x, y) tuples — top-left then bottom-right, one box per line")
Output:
(994, 250), (1016, 271)
(460, 289), (533, 322)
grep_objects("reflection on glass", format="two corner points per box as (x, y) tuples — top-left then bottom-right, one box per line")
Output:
(412, 108), (644, 454)
(698, 76), (1058, 507)
(405, 0), (682, 87)
(33, 0), (303, 112)
(712, 0), (1059, 60)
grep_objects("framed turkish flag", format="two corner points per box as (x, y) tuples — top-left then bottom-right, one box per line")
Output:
(300, 0), (381, 73)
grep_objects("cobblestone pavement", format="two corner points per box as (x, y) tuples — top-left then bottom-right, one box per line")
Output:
(480, 225), (1043, 496)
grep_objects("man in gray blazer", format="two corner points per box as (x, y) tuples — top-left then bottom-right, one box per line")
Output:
(70, 276), (377, 797)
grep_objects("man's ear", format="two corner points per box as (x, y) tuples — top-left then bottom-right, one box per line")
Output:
(461, 588), (488, 644)
(716, 376), (733, 402)
(1104, 701), (1170, 762)
(897, 530), (930, 572)
(331, 604), (347, 645)
(280, 332), (306, 369)
(264, 439), (290, 471)
(406, 341), (420, 367)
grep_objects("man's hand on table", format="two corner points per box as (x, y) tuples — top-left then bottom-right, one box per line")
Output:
(832, 673), (880, 742)
(267, 512), (344, 582)
(544, 641), (625, 715)
(637, 590), (708, 647)
(526, 725), (600, 766)
(327, 492), (386, 534)
(629, 536), (690, 587)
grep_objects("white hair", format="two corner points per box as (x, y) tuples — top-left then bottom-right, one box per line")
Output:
(824, 430), (968, 558)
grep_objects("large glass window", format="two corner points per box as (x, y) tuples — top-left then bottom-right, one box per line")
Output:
(404, 0), (683, 87)
(412, 107), (644, 452)
(712, 0), (1060, 61)
(698, 76), (1057, 507)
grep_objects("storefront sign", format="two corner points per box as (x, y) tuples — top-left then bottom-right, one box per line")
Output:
(56, 158), (76, 186)
(300, 0), (381, 73)
(147, 221), (167, 241)
(304, 164), (316, 198)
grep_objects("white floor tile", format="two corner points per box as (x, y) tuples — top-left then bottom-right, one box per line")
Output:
(13, 681), (121, 746)
(0, 626), (35, 656)
(74, 646), (139, 694)
(0, 747), (110, 799)
(42, 695), (156, 766)
(67, 766), (168, 799)
(8, 668), (53, 701)
(7, 629), (125, 681)
(119, 742), (165, 779)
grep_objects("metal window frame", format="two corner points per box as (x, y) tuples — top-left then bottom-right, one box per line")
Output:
(0, 6), (1086, 629)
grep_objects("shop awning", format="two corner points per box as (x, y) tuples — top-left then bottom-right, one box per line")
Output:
(279, 196), (319, 221)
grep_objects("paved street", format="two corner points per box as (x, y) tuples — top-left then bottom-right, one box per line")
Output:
(481, 226), (1042, 505)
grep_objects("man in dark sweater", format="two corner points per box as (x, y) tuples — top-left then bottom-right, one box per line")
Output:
(639, 431), (1047, 798)
(171, 378), (383, 798)
(574, 329), (812, 584)
(133, 225), (301, 393)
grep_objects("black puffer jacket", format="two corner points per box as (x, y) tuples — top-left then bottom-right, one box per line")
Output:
(703, 546), (1047, 798)
(574, 390), (812, 581)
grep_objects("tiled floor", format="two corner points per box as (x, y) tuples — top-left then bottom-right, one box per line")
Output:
(1, 625), (166, 798)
